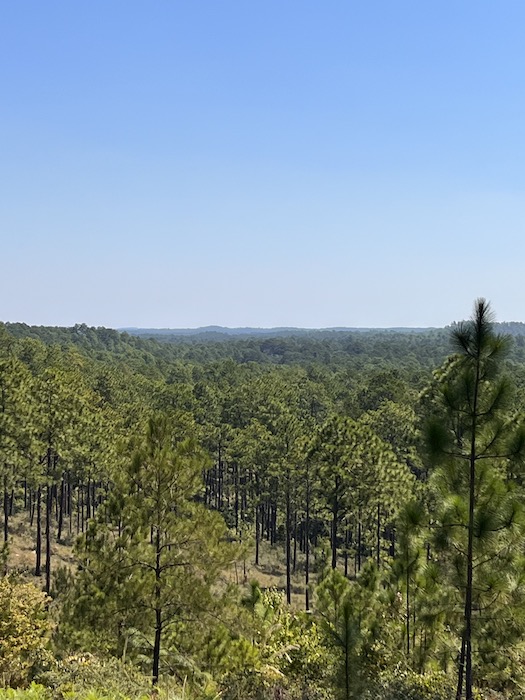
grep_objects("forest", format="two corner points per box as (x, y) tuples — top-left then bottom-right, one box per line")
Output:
(2, 300), (525, 700)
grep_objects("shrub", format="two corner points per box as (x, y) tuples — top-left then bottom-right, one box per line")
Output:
(0, 578), (52, 687)
(361, 670), (455, 700)
(36, 654), (150, 700)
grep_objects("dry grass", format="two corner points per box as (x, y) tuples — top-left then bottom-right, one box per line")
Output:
(7, 513), (315, 612)
(226, 538), (314, 610)
(4, 512), (78, 584)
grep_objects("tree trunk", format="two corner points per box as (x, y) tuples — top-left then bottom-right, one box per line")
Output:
(234, 462), (239, 535)
(218, 448), (223, 512)
(35, 487), (42, 576)
(81, 483), (85, 533)
(152, 528), (162, 685)
(331, 478), (339, 569)
(30, 488), (35, 527)
(255, 503), (260, 565)
(253, 473), (260, 566)
(76, 484), (81, 535)
(86, 478), (91, 520)
(292, 510), (297, 573)
(406, 541), (410, 658)
(3, 477), (8, 543)
(57, 477), (64, 542)
(462, 336), (481, 700)
(456, 633), (466, 700)
(305, 465), (310, 611)
(376, 502), (381, 568)
(357, 514), (362, 572)
(271, 501), (277, 545)
(285, 476), (292, 604)
(45, 483), (52, 594)
(344, 526), (349, 578)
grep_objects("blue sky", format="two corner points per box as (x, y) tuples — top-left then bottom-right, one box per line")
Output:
(2, 2), (525, 328)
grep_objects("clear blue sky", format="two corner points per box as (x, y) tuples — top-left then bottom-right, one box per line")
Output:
(2, 2), (525, 328)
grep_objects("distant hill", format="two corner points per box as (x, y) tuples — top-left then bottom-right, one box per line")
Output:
(3, 320), (525, 369)
(120, 325), (440, 340)
(120, 322), (525, 341)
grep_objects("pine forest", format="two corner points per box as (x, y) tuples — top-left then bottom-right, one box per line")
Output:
(3, 300), (525, 700)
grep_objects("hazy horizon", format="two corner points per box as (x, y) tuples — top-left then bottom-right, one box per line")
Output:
(5, 318), (525, 333)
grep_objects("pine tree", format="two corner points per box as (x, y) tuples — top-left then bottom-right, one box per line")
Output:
(316, 568), (361, 700)
(426, 299), (525, 699)
(73, 414), (235, 684)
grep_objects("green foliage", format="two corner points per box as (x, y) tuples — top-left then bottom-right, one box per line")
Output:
(310, 415), (414, 570)
(0, 686), (51, 700)
(315, 569), (363, 699)
(361, 670), (456, 700)
(63, 414), (236, 683)
(0, 578), (52, 687)
(4, 310), (525, 698)
(424, 300), (525, 696)
(37, 655), (149, 699)
(215, 585), (333, 700)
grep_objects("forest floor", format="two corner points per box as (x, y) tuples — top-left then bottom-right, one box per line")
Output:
(6, 513), (79, 583)
(225, 539), (313, 610)
(7, 514), (315, 611)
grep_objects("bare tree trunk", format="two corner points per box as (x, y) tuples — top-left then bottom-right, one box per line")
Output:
(3, 476), (9, 543)
(456, 633), (466, 700)
(35, 487), (42, 576)
(30, 488), (35, 527)
(152, 528), (162, 685)
(344, 526), (349, 577)
(57, 477), (64, 542)
(86, 478), (91, 520)
(234, 462), (239, 535)
(45, 483), (52, 594)
(255, 503), (260, 565)
(271, 501), (277, 545)
(76, 484), (81, 535)
(331, 484), (339, 570)
(357, 513), (362, 572)
(68, 474), (73, 534)
(293, 510), (297, 573)
(406, 541), (410, 658)
(285, 477), (292, 604)
(305, 465), (310, 611)
(376, 502), (381, 568)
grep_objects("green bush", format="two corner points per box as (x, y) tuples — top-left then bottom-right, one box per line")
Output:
(361, 670), (455, 700)
(0, 685), (51, 700)
(36, 655), (152, 700)
(0, 578), (52, 687)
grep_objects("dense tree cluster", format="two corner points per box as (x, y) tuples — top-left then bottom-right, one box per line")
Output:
(0, 303), (525, 700)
